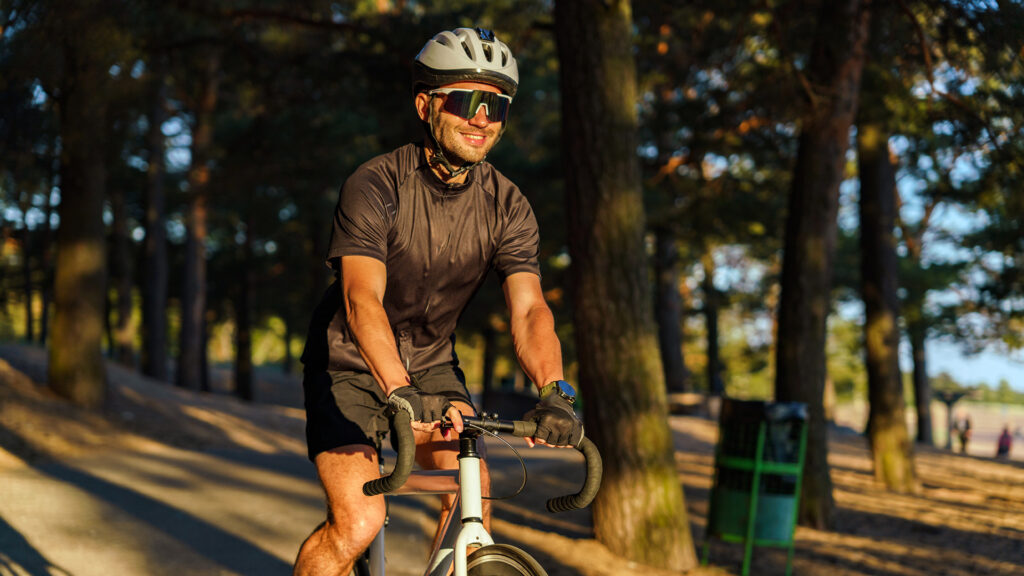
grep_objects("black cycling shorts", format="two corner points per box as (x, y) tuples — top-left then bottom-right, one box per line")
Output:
(303, 363), (475, 461)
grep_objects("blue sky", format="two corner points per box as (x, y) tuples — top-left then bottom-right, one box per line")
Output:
(922, 341), (1024, 392)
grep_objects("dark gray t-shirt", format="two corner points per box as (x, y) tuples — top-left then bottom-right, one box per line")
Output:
(302, 142), (540, 374)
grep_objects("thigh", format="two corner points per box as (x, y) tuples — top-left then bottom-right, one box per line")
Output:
(315, 445), (386, 536)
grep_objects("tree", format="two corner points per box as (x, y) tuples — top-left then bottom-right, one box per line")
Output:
(44, 1), (131, 408)
(775, 0), (871, 528)
(555, 0), (696, 570)
(857, 102), (916, 493)
(653, 226), (691, 393)
(177, 49), (221, 391)
(141, 57), (170, 381)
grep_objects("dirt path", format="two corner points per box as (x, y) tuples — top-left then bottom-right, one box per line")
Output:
(2, 344), (1023, 575)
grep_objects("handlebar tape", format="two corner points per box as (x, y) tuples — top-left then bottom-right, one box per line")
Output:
(546, 437), (602, 512)
(509, 420), (603, 512)
(361, 413), (604, 513)
(362, 410), (415, 496)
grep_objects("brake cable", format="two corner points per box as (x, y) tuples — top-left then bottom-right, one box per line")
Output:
(465, 420), (528, 501)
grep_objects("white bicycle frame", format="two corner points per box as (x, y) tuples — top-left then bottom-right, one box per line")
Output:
(367, 439), (490, 576)
(360, 413), (600, 576)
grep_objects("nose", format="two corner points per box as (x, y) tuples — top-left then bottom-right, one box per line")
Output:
(468, 105), (491, 128)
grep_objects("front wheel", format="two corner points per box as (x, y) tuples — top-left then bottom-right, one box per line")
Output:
(466, 544), (548, 576)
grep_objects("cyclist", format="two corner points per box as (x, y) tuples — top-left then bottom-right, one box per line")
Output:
(294, 27), (583, 576)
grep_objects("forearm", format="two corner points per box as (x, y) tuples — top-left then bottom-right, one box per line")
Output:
(345, 292), (410, 395)
(512, 303), (564, 390)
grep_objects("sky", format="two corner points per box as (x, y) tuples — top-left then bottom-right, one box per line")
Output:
(921, 341), (1024, 392)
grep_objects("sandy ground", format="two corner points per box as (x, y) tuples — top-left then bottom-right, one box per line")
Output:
(1, 343), (1022, 575)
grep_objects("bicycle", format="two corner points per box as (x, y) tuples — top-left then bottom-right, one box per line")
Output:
(355, 410), (603, 576)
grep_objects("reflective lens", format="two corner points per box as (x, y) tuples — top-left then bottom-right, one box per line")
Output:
(429, 88), (511, 123)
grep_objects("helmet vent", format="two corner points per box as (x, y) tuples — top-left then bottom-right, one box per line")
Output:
(483, 44), (493, 62)
(461, 41), (474, 60)
(500, 49), (508, 66)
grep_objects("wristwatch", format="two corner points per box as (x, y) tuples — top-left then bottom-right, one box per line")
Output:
(539, 380), (576, 404)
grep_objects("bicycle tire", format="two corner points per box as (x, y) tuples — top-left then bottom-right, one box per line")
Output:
(466, 544), (548, 576)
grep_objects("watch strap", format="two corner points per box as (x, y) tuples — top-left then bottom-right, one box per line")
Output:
(539, 381), (560, 400)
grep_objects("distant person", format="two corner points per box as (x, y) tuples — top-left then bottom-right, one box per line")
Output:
(958, 416), (972, 454)
(997, 426), (1012, 459)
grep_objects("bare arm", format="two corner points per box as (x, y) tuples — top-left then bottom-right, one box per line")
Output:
(502, 272), (564, 390)
(340, 255), (409, 395)
(341, 255), (463, 435)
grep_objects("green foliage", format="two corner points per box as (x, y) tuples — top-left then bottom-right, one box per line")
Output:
(0, 0), (1022, 409)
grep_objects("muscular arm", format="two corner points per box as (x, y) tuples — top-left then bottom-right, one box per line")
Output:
(503, 272), (564, 390)
(341, 255), (462, 435)
(341, 255), (410, 395)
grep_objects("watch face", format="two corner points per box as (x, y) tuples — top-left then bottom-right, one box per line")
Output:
(556, 380), (576, 402)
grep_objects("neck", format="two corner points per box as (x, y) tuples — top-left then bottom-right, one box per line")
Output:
(424, 142), (470, 185)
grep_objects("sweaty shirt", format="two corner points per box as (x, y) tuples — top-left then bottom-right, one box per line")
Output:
(301, 142), (541, 375)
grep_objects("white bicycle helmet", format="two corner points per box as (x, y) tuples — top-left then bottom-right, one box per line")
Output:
(413, 27), (519, 98)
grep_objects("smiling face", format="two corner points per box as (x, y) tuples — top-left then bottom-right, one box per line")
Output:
(416, 81), (505, 177)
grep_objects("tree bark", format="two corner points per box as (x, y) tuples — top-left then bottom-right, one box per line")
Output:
(39, 172), (55, 345)
(555, 0), (696, 569)
(142, 63), (169, 381)
(49, 27), (110, 409)
(19, 190), (34, 342)
(236, 213), (254, 402)
(774, 0), (871, 529)
(654, 227), (691, 393)
(858, 121), (916, 492)
(701, 250), (724, 396)
(109, 182), (134, 365)
(907, 311), (933, 444)
(177, 52), (220, 391)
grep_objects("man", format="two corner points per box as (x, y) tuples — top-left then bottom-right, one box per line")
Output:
(294, 27), (583, 576)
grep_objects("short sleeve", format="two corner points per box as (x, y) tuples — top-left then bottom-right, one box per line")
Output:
(326, 165), (396, 267)
(493, 190), (541, 280)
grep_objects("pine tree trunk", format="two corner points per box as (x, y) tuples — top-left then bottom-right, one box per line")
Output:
(858, 121), (916, 492)
(775, 0), (871, 529)
(110, 184), (134, 365)
(39, 171), (55, 345)
(654, 227), (690, 393)
(701, 251), (724, 396)
(19, 191), (34, 342)
(49, 33), (110, 409)
(555, 0), (696, 569)
(908, 317), (933, 444)
(177, 52), (220, 391)
(236, 213), (254, 402)
(142, 63), (169, 381)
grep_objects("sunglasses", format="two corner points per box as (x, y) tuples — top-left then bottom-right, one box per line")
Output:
(429, 88), (512, 123)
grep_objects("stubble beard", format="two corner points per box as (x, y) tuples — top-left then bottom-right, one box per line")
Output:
(429, 106), (500, 166)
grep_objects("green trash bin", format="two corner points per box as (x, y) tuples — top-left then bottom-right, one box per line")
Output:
(701, 398), (808, 576)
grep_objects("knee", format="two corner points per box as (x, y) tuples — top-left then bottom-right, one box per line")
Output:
(327, 499), (386, 552)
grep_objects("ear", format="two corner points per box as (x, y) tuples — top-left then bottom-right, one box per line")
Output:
(415, 92), (432, 122)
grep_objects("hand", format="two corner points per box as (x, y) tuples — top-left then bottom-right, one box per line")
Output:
(388, 386), (463, 440)
(523, 393), (583, 448)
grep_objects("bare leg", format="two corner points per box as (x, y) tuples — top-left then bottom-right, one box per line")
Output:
(414, 400), (491, 550)
(294, 445), (384, 576)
